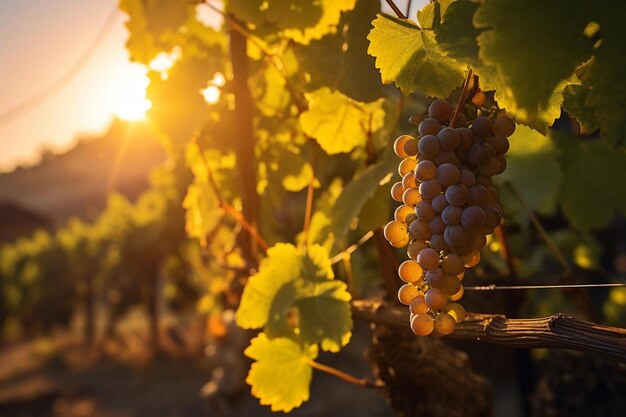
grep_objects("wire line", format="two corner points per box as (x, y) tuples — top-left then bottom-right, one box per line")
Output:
(465, 283), (626, 291)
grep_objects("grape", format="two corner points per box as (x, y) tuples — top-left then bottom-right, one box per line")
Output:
(445, 184), (470, 206)
(444, 224), (469, 247)
(403, 137), (420, 156)
(495, 155), (507, 174)
(468, 144), (491, 166)
(434, 312), (456, 336)
(407, 240), (429, 260)
(485, 186), (499, 206)
(441, 205), (462, 226)
(419, 180), (442, 200)
(417, 248), (440, 270)
(435, 151), (461, 166)
(456, 127), (473, 150)
(402, 188), (422, 208)
(405, 213), (418, 226)
(399, 158), (418, 176)
(391, 182), (404, 202)
(455, 113), (467, 127)
(437, 274), (462, 295)
(409, 297), (430, 314)
(462, 250), (481, 268)
(402, 172), (418, 189)
(449, 285), (464, 301)
(476, 174), (493, 187)
(429, 99), (452, 124)
(492, 115), (516, 137)
(453, 241), (474, 256)
(468, 185), (489, 207)
(424, 267), (444, 285)
(471, 116), (493, 136)
(435, 163), (461, 187)
(398, 260), (424, 284)
(429, 216), (446, 234)
(441, 254), (464, 275)
(484, 205), (503, 229)
(430, 234), (450, 252)
(418, 135), (440, 158)
(425, 288), (448, 311)
(461, 206), (486, 230)
(470, 233), (487, 251)
(489, 135), (509, 154)
(398, 283), (421, 305)
(416, 200), (436, 221)
(394, 135), (413, 158)
(437, 127), (461, 151)
(457, 269), (465, 281)
(394, 205), (415, 223)
(478, 157), (502, 177)
(444, 303), (466, 323)
(408, 114), (426, 126)
(384, 221), (409, 248)
(410, 313), (434, 336)
(431, 194), (448, 213)
(415, 160), (437, 181)
(460, 169), (476, 187)
(418, 117), (442, 136)
(409, 219), (432, 240)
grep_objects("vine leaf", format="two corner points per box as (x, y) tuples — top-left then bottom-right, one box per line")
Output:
(556, 133), (626, 230)
(435, 0), (480, 64)
(562, 84), (600, 134)
(367, 14), (465, 97)
(474, 0), (595, 112)
(494, 125), (562, 217)
(417, 0), (452, 29)
(236, 243), (352, 351)
(229, 0), (355, 44)
(326, 145), (397, 249)
(245, 333), (318, 413)
(300, 88), (385, 155)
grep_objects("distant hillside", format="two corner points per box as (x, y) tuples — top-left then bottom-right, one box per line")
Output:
(0, 119), (167, 231)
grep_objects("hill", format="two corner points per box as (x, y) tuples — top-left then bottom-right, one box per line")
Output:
(0, 119), (167, 239)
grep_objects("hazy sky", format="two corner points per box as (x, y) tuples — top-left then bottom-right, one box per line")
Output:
(0, 0), (423, 173)
(0, 0), (136, 171)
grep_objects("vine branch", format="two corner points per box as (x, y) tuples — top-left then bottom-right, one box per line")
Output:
(449, 68), (474, 128)
(351, 299), (626, 362)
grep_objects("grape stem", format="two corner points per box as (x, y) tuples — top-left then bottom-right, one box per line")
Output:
(384, 0), (407, 18)
(308, 360), (385, 388)
(449, 68), (474, 129)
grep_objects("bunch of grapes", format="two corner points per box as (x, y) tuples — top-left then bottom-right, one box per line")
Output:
(383, 99), (515, 336)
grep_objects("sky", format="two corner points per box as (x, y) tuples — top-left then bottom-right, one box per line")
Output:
(0, 0), (423, 173)
(0, 0), (141, 172)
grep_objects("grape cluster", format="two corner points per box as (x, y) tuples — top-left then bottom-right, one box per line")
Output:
(384, 99), (515, 336)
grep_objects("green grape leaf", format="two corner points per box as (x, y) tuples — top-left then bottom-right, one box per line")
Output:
(245, 333), (318, 413)
(416, 0), (452, 29)
(474, 0), (594, 112)
(182, 180), (219, 246)
(229, 0), (355, 44)
(264, 144), (316, 192)
(236, 243), (352, 350)
(556, 133), (626, 230)
(367, 14), (466, 97)
(562, 84), (600, 134)
(435, 0), (480, 64)
(494, 125), (562, 215)
(298, 0), (385, 102)
(357, 182), (393, 232)
(300, 88), (385, 155)
(236, 243), (301, 329)
(327, 145), (398, 248)
(582, 17), (626, 146)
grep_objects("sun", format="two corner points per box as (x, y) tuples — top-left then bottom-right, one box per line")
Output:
(108, 64), (152, 121)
